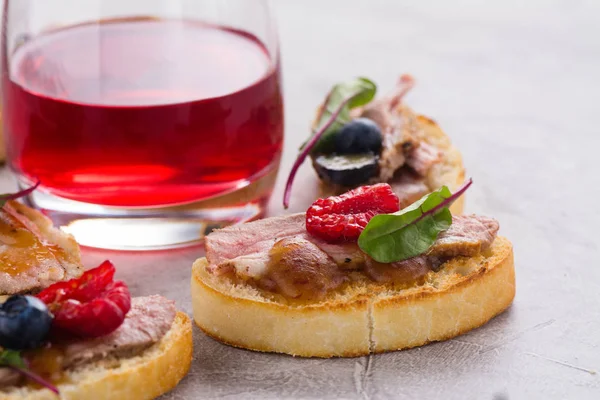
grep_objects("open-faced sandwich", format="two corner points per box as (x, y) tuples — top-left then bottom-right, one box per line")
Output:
(0, 261), (192, 399)
(284, 75), (465, 214)
(0, 184), (82, 296)
(0, 187), (192, 399)
(193, 180), (515, 357)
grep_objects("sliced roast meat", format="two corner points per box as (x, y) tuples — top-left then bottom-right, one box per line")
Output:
(264, 236), (348, 300)
(61, 295), (176, 368)
(361, 104), (421, 182)
(205, 213), (305, 266)
(210, 252), (270, 278)
(364, 256), (433, 285)
(389, 168), (431, 207)
(429, 215), (499, 257)
(212, 233), (368, 281)
(358, 99), (392, 134)
(405, 141), (442, 176)
(0, 200), (82, 295)
(204, 212), (500, 299)
(309, 240), (366, 270)
(0, 368), (21, 388)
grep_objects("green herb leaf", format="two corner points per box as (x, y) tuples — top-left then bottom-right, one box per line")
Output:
(0, 350), (27, 369)
(358, 179), (473, 263)
(309, 77), (376, 154)
(283, 79), (376, 209)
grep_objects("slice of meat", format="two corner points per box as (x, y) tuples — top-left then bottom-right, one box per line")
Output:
(264, 237), (347, 300)
(204, 212), (500, 298)
(205, 213), (306, 266)
(389, 168), (431, 207)
(209, 252), (270, 279)
(354, 76), (421, 183)
(60, 295), (176, 368)
(0, 201), (83, 295)
(429, 215), (499, 257)
(208, 212), (369, 279)
(405, 141), (442, 176)
(0, 368), (21, 388)
(359, 103), (421, 183)
(364, 256), (433, 285)
(308, 240), (366, 270)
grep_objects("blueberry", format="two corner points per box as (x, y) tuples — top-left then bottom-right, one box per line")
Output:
(313, 153), (379, 186)
(334, 118), (383, 154)
(0, 295), (52, 350)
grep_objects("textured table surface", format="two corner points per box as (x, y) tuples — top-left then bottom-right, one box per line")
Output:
(2, 1), (600, 399)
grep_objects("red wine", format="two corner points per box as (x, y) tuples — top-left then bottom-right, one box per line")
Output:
(2, 19), (283, 207)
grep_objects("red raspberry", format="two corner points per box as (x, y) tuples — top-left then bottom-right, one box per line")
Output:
(306, 183), (400, 242)
(38, 261), (131, 338)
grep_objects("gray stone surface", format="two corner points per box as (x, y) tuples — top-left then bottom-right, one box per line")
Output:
(2, 0), (599, 399)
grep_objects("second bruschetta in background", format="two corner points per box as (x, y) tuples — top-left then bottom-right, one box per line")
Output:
(284, 75), (465, 214)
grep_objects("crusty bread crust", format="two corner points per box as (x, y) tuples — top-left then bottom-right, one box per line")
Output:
(371, 237), (514, 352)
(193, 267), (371, 357)
(317, 112), (466, 215)
(1, 312), (193, 400)
(416, 114), (466, 215)
(191, 238), (514, 358)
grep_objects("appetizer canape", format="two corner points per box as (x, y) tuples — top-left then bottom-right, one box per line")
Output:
(284, 75), (465, 214)
(193, 181), (514, 357)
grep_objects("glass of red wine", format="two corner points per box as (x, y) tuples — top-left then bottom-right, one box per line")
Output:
(1, 0), (283, 250)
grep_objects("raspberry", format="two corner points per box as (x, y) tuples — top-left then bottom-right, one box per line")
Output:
(37, 261), (131, 338)
(306, 183), (400, 242)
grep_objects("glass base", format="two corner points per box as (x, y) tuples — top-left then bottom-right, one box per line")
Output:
(19, 168), (278, 251)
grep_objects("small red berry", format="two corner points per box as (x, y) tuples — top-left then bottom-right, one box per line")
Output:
(37, 261), (131, 338)
(306, 183), (400, 242)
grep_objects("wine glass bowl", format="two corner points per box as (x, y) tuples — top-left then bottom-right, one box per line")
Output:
(1, 0), (283, 250)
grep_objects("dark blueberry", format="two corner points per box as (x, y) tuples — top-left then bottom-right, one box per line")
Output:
(313, 153), (379, 186)
(334, 118), (383, 154)
(0, 295), (52, 350)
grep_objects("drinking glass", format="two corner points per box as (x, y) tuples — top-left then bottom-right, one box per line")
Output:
(1, 0), (283, 249)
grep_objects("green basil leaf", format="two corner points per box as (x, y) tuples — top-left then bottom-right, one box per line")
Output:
(308, 77), (376, 154)
(358, 179), (472, 263)
(0, 350), (26, 369)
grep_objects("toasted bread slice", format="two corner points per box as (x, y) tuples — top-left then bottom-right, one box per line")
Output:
(1, 312), (193, 400)
(0, 201), (83, 295)
(191, 237), (514, 357)
(416, 114), (466, 214)
(318, 111), (466, 215)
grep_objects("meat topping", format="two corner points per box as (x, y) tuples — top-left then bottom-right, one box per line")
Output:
(310, 240), (366, 270)
(61, 295), (175, 368)
(0, 201), (82, 295)
(389, 168), (431, 206)
(205, 214), (499, 299)
(263, 237), (347, 300)
(429, 215), (499, 257)
(364, 255), (433, 285)
(405, 141), (442, 176)
(205, 213), (306, 267)
(0, 368), (21, 388)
